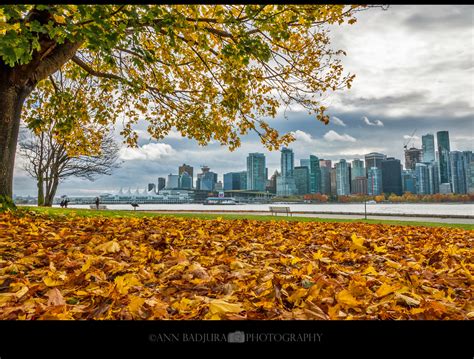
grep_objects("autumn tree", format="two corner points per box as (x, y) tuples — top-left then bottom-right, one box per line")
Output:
(0, 5), (369, 202)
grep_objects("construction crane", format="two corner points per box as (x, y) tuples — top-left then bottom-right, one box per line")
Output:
(403, 128), (417, 150)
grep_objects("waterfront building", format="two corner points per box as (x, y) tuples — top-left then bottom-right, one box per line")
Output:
(437, 131), (451, 184)
(157, 177), (166, 192)
(422, 134), (435, 162)
(450, 151), (466, 194)
(381, 157), (403, 195)
(367, 167), (382, 195)
(246, 153), (266, 191)
(364, 152), (386, 176)
(336, 159), (350, 196)
(294, 166), (310, 195)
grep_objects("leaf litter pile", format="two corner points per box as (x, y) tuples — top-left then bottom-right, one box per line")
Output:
(0, 211), (472, 320)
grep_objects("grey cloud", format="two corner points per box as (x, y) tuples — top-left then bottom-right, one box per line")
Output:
(403, 6), (474, 31)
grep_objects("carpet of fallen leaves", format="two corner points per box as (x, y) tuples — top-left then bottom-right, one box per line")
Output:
(0, 211), (472, 320)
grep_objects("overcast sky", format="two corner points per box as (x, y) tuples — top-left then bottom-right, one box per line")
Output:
(13, 5), (474, 196)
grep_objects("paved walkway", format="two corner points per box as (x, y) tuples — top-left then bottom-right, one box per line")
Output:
(143, 210), (474, 225)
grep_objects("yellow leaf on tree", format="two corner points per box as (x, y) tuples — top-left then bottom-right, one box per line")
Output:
(53, 14), (66, 24)
(336, 289), (360, 307)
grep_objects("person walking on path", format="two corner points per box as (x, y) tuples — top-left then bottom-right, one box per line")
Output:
(95, 197), (100, 210)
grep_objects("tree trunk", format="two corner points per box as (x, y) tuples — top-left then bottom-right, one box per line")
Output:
(0, 81), (32, 200)
(44, 175), (59, 206)
(37, 176), (45, 206)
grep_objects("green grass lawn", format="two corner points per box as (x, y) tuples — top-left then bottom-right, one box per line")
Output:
(18, 206), (474, 230)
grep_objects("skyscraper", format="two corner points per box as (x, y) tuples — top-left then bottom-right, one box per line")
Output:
(197, 166), (217, 191)
(450, 151), (466, 194)
(351, 159), (365, 182)
(267, 170), (280, 194)
(404, 147), (423, 171)
(281, 148), (294, 177)
(402, 170), (416, 194)
(319, 159), (332, 169)
(300, 159), (310, 168)
(277, 148), (296, 196)
(157, 177), (166, 192)
(224, 171), (247, 190)
(330, 167), (337, 196)
(294, 166), (310, 195)
(246, 153), (266, 191)
(422, 134), (435, 163)
(426, 162), (439, 194)
(462, 151), (473, 194)
(364, 152), (386, 176)
(320, 166), (331, 195)
(381, 157), (403, 195)
(336, 159), (350, 196)
(437, 131), (451, 184)
(415, 163), (430, 195)
(179, 172), (193, 189)
(367, 167), (382, 195)
(309, 155), (321, 193)
(148, 183), (156, 192)
(179, 164), (193, 188)
(352, 177), (368, 195)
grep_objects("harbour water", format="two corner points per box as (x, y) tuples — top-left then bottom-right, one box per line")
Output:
(62, 202), (474, 217)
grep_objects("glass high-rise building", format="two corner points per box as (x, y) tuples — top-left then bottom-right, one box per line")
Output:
(422, 134), (435, 163)
(224, 171), (247, 190)
(300, 159), (310, 168)
(336, 159), (350, 196)
(294, 166), (310, 195)
(381, 157), (403, 195)
(462, 151), (473, 194)
(450, 151), (466, 194)
(179, 164), (193, 188)
(402, 170), (416, 194)
(179, 172), (193, 189)
(320, 166), (331, 195)
(246, 153), (266, 191)
(351, 159), (365, 181)
(281, 148), (294, 178)
(437, 131), (451, 184)
(364, 152), (386, 176)
(367, 167), (382, 195)
(197, 166), (217, 191)
(277, 148), (296, 196)
(426, 162), (439, 194)
(415, 163), (430, 194)
(309, 155), (321, 193)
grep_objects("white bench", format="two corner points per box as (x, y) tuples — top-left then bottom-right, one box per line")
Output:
(90, 205), (108, 210)
(269, 206), (292, 216)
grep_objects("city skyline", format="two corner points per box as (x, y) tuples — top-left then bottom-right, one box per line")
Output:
(12, 5), (474, 196)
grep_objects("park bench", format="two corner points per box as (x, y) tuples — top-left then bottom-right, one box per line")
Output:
(90, 205), (108, 210)
(269, 206), (292, 216)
